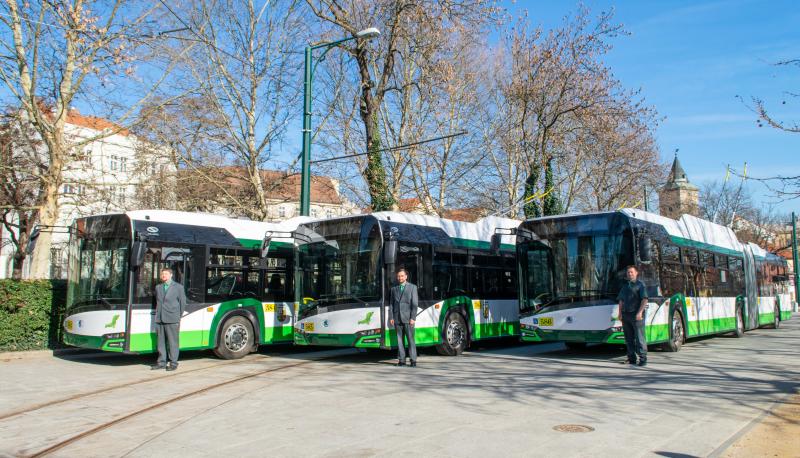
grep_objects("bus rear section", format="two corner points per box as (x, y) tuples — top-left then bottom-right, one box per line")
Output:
(294, 213), (520, 355)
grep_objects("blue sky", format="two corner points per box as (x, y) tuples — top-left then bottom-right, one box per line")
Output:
(509, 0), (800, 215)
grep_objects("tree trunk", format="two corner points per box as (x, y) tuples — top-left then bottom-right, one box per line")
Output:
(543, 156), (562, 216)
(523, 163), (541, 219)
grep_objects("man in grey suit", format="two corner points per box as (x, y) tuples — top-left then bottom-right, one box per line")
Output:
(389, 268), (419, 367)
(152, 268), (187, 371)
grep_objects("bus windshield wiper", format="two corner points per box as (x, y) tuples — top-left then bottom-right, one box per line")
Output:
(98, 297), (114, 309)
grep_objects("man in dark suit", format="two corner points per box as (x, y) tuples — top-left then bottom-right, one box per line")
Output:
(389, 268), (419, 367)
(152, 267), (187, 371)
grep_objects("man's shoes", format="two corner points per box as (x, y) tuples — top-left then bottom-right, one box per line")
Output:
(410, 361), (416, 367)
(622, 359), (637, 365)
(151, 364), (166, 370)
(637, 360), (647, 367)
(397, 362), (406, 367)
(166, 363), (178, 371)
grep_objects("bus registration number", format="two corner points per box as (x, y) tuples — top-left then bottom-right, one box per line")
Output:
(538, 317), (553, 327)
(303, 322), (315, 332)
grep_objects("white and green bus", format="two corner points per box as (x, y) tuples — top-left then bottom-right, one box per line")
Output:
(293, 213), (520, 355)
(64, 210), (311, 359)
(515, 209), (795, 351)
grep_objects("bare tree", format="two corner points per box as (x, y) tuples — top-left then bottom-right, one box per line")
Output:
(0, 0), (186, 277)
(742, 58), (800, 200)
(306, 0), (498, 211)
(0, 111), (41, 278)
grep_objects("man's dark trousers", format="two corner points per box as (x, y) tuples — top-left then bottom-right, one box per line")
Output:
(395, 322), (417, 363)
(154, 281), (187, 367)
(155, 322), (179, 366)
(622, 313), (647, 362)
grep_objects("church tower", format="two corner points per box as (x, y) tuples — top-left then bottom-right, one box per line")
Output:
(659, 155), (699, 219)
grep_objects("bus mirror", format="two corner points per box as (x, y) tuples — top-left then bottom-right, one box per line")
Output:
(639, 237), (652, 263)
(262, 232), (273, 258)
(130, 241), (147, 268)
(384, 240), (398, 265)
(490, 233), (501, 255)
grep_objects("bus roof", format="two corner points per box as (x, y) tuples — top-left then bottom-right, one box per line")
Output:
(79, 210), (315, 246)
(619, 208), (743, 254)
(319, 211), (522, 244)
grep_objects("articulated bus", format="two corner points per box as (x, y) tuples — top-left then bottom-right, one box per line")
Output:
(515, 209), (796, 351)
(64, 210), (311, 359)
(292, 212), (520, 355)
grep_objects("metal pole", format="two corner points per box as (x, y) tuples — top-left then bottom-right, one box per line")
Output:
(300, 46), (312, 216)
(792, 211), (799, 304)
(643, 185), (649, 212)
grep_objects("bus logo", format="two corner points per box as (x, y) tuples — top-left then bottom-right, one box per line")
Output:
(358, 311), (374, 325)
(323, 320), (329, 327)
(146, 226), (159, 234)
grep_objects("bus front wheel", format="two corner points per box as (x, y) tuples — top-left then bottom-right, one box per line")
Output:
(214, 316), (254, 360)
(662, 309), (684, 352)
(436, 312), (468, 356)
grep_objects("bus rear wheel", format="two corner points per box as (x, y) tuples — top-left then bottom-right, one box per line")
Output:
(733, 306), (745, 338)
(436, 312), (468, 356)
(662, 309), (684, 352)
(214, 316), (254, 360)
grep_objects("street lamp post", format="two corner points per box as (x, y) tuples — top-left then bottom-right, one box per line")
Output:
(299, 27), (380, 216)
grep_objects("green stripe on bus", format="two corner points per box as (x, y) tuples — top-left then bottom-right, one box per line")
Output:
(668, 235), (743, 257)
(236, 238), (294, 250)
(686, 317), (737, 337)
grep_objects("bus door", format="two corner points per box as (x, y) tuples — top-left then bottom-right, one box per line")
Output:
(393, 243), (423, 343)
(133, 245), (204, 349)
(742, 248), (759, 329)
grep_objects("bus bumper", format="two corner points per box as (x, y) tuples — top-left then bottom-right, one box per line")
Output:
(63, 331), (126, 352)
(520, 326), (626, 345)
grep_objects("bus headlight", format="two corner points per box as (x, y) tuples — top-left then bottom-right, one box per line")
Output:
(102, 332), (126, 340)
(355, 328), (382, 337)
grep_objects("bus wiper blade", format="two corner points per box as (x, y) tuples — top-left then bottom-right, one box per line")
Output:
(336, 293), (369, 305)
(98, 297), (114, 309)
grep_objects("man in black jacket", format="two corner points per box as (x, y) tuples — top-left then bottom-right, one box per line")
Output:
(617, 265), (649, 366)
(389, 269), (419, 367)
(152, 268), (187, 371)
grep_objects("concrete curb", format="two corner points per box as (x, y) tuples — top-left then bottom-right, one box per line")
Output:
(0, 347), (96, 361)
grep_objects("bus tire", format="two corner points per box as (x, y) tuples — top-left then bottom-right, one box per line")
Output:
(733, 305), (745, 338)
(436, 312), (468, 356)
(564, 341), (587, 350)
(213, 316), (254, 360)
(772, 305), (780, 329)
(662, 309), (684, 352)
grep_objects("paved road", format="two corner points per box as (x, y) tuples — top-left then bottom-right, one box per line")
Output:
(1, 315), (798, 457)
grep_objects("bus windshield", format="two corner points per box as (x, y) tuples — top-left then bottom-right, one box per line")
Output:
(519, 214), (633, 312)
(67, 215), (132, 311)
(296, 217), (381, 318)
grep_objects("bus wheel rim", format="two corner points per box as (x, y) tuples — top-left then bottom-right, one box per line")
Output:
(224, 323), (249, 352)
(447, 321), (464, 347)
(673, 314), (683, 344)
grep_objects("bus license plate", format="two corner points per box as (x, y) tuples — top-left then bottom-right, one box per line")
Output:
(303, 322), (314, 332)
(538, 317), (553, 326)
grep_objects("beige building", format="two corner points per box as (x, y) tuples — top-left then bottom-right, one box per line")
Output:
(659, 155), (699, 219)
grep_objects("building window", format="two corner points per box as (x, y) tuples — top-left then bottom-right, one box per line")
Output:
(326, 209), (333, 218)
(63, 184), (85, 195)
(120, 157), (127, 172)
(110, 155), (119, 171)
(278, 206), (286, 218)
(311, 208), (318, 218)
